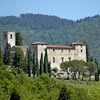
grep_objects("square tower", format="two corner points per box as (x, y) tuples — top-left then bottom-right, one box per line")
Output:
(3, 30), (15, 49)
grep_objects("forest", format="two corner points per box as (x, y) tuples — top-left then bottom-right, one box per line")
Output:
(0, 13), (100, 63)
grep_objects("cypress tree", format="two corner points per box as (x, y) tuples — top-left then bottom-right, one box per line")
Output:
(40, 53), (43, 75)
(84, 42), (91, 62)
(16, 32), (23, 46)
(27, 48), (31, 77)
(0, 47), (3, 65)
(95, 59), (99, 81)
(48, 62), (51, 77)
(44, 49), (48, 73)
(32, 52), (36, 77)
(3, 43), (12, 65)
(36, 58), (39, 77)
(23, 55), (28, 73)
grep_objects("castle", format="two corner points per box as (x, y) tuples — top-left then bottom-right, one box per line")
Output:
(3, 30), (87, 70)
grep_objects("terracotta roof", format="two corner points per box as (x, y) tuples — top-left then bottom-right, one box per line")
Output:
(47, 45), (74, 49)
(31, 42), (47, 45)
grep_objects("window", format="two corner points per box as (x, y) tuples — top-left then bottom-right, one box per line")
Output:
(69, 49), (70, 52)
(53, 49), (55, 52)
(68, 57), (71, 61)
(53, 57), (55, 63)
(10, 34), (12, 39)
(61, 57), (64, 63)
(81, 49), (83, 52)
(61, 49), (63, 52)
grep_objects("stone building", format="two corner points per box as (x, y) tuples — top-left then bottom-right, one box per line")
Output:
(3, 30), (87, 70)
(3, 30), (16, 50)
(31, 42), (86, 70)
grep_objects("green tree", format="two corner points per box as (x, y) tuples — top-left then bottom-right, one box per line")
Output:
(0, 47), (3, 65)
(48, 62), (51, 77)
(60, 61), (71, 79)
(95, 59), (99, 81)
(13, 47), (24, 68)
(40, 53), (43, 75)
(3, 43), (12, 65)
(23, 55), (28, 73)
(71, 60), (86, 80)
(44, 49), (48, 73)
(83, 42), (91, 62)
(86, 61), (97, 81)
(36, 58), (39, 77)
(27, 49), (31, 77)
(16, 32), (23, 46)
(32, 52), (36, 77)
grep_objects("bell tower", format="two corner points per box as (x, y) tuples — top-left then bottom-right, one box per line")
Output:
(3, 30), (16, 50)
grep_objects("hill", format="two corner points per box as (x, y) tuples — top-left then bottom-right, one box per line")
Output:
(0, 13), (74, 30)
(0, 14), (100, 63)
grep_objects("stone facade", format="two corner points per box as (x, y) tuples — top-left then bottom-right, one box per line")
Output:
(3, 30), (87, 70)
(31, 42), (87, 70)
(3, 30), (15, 50)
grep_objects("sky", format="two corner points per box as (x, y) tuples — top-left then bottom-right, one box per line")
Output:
(0, 0), (100, 20)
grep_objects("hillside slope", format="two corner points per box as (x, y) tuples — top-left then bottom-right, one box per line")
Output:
(0, 14), (100, 62)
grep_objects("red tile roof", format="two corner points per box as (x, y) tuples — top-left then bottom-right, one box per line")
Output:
(47, 45), (74, 49)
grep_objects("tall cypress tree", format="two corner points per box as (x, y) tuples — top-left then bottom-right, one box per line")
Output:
(36, 58), (39, 77)
(40, 53), (43, 75)
(3, 43), (12, 65)
(27, 48), (31, 77)
(83, 41), (91, 62)
(48, 62), (51, 77)
(95, 59), (99, 81)
(0, 47), (3, 65)
(23, 55), (28, 73)
(32, 52), (36, 77)
(16, 32), (23, 46)
(44, 49), (48, 73)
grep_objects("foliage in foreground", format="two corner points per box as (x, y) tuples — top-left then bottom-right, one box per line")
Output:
(0, 65), (100, 100)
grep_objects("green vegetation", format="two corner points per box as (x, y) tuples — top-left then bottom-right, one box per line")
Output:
(0, 64), (100, 100)
(0, 47), (3, 65)
(60, 60), (99, 81)
(15, 32), (23, 46)
(13, 47), (24, 69)
(0, 45), (100, 100)
(3, 43), (12, 65)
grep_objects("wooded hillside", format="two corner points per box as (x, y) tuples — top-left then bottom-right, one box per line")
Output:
(0, 14), (100, 63)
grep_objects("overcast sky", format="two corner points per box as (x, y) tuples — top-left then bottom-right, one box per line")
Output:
(0, 0), (100, 20)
